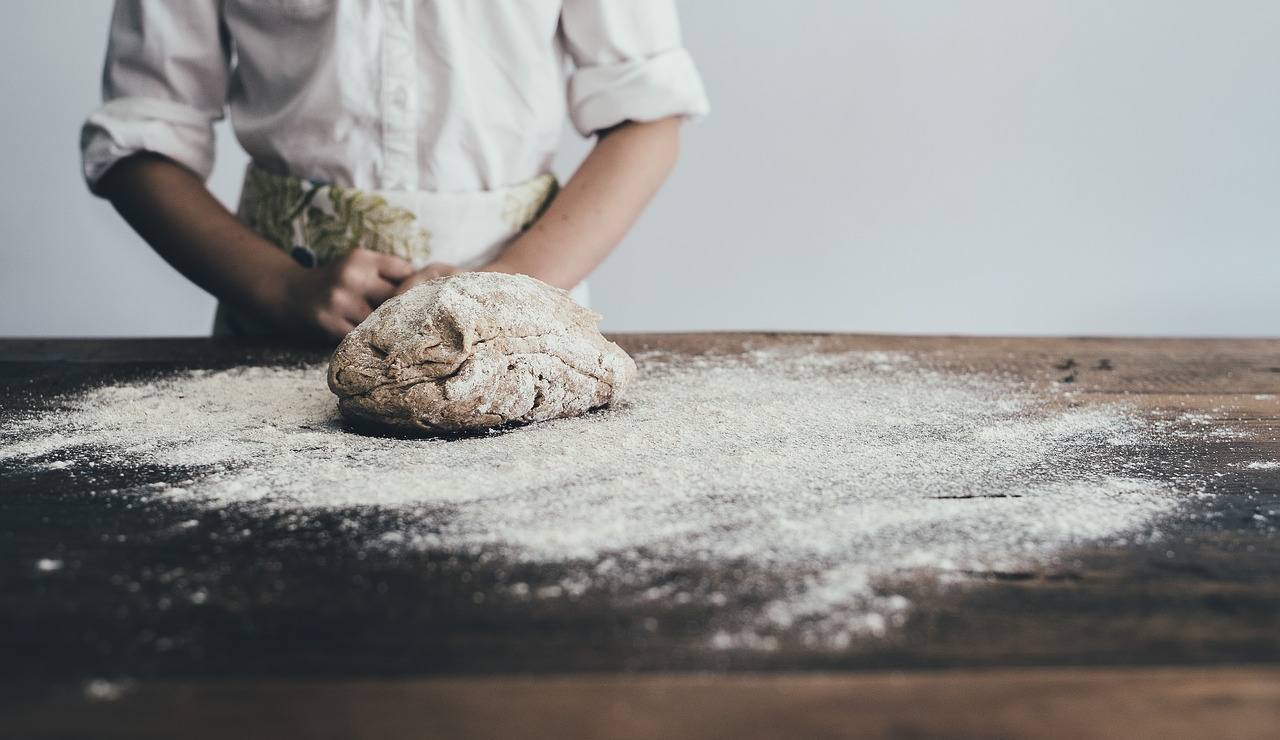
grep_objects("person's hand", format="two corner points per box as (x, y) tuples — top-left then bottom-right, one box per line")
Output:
(266, 248), (414, 341)
(392, 262), (461, 297)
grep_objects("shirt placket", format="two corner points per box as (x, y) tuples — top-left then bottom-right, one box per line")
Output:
(380, 0), (418, 191)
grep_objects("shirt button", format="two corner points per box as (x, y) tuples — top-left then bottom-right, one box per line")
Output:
(392, 87), (408, 108)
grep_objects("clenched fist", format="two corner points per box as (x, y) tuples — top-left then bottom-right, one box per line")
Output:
(268, 248), (415, 341)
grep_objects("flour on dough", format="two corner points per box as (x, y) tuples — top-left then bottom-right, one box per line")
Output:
(328, 272), (635, 433)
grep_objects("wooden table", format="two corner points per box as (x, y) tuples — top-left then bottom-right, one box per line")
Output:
(2, 335), (1279, 739)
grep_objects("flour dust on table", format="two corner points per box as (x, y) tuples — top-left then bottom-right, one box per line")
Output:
(1, 348), (1202, 649)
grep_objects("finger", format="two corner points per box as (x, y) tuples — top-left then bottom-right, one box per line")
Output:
(363, 276), (400, 305)
(374, 253), (415, 282)
(343, 298), (375, 326)
(317, 312), (357, 342)
(393, 270), (442, 297)
(418, 262), (459, 277)
(391, 264), (456, 297)
(392, 275), (421, 298)
(330, 289), (374, 325)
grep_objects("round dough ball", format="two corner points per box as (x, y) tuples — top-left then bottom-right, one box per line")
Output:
(327, 272), (636, 433)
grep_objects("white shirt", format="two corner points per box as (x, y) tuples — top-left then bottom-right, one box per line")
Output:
(82, 0), (709, 194)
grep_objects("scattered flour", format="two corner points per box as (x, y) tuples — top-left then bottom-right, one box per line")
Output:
(2, 349), (1187, 648)
(34, 558), (64, 573)
(83, 678), (132, 702)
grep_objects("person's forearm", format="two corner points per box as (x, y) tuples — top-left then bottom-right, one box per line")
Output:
(96, 153), (297, 314)
(486, 117), (683, 289)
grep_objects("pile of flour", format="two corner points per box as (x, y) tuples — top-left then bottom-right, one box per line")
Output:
(1, 348), (1186, 648)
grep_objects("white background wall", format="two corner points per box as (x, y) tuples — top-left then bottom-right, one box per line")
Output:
(2, 1), (1277, 337)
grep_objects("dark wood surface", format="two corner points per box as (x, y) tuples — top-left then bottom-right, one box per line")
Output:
(10, 667), (1280, 740)
(2, 335), (1279, 738)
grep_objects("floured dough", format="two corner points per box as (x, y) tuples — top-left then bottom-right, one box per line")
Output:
(328, 272), (636, 433)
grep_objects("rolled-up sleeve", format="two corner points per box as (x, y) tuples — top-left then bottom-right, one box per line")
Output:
(81, 0), (231, 193)
(560, 0), (710, 137)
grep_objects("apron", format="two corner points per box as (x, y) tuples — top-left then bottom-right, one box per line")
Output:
(213, 164), (588, 335)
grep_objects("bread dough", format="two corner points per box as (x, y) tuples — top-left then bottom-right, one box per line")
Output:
(328, 272), (636, 433)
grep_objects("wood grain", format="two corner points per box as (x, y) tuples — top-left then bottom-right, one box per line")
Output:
(8, 667), (1280, 740)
